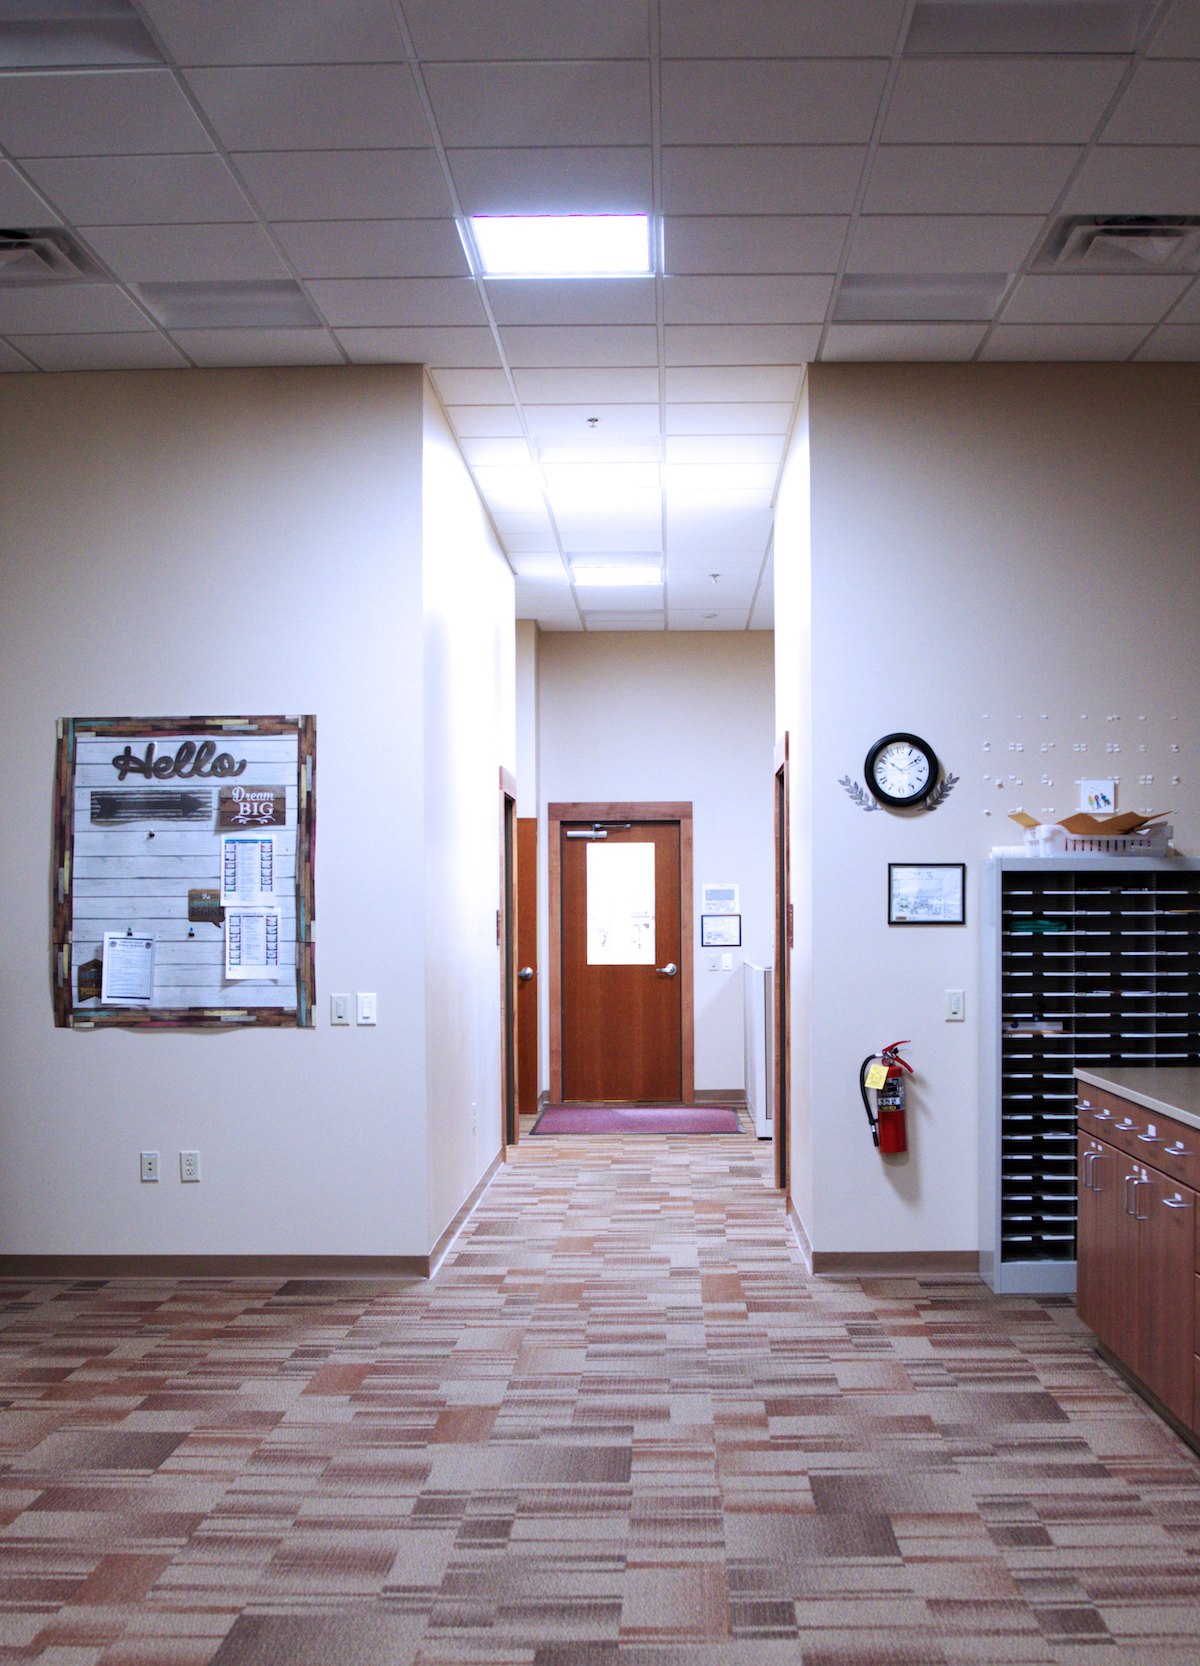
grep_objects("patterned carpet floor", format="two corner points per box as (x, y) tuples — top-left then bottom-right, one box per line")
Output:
(0, 1127), (1197, 1665)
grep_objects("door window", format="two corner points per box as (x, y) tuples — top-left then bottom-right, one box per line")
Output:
(586, 841), (655, 965)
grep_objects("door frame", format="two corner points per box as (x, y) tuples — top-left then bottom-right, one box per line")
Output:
(548, 800), (694, 1107)
(515, 816), (539, 1129)
(773, 736), (791, 1198)
(499, 768), (518, 1156)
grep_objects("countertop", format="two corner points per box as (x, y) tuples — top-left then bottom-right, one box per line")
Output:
(1075, 1066), (1200, 1133)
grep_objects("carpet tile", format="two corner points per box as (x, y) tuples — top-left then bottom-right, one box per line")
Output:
(0, 1129), (1196, 1664)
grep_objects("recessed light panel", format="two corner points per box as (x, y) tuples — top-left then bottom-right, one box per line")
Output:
(572, 563), (662, 586)
(904, 0), (1153, 54)
(137, 280), (321, 331)
(472, 216), (652, 279)
(0, 0), (163, 68)
(834, 273), (1009, 323)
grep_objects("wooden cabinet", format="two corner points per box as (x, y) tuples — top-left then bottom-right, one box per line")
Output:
(1075, 1090), (1199, 1437)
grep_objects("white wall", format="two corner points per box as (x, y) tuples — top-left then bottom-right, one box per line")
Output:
(537, 630), (775, 1094)
(422, 380), (515, 1244)
(515, 620), (539, 819)
(777, 362), (1200, 1256)
(0, 364), (513, 1261)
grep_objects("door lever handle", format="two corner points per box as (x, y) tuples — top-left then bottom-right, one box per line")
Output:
(656, 963), (678, 976)
(518, 966), (534, 982)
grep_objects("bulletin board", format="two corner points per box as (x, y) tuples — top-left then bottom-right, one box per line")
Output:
(51, 715), (316, 1029)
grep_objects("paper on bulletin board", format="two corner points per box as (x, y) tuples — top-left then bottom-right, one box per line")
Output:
(225, 907), (281, 980)
(101, 931), (155, 1004)
(220, 833), (276, 905)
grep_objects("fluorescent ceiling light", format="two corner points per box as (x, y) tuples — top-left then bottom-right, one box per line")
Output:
(472, 216), (651, 278)
(904, 1), (1153, 54)
(834, 273), (1009, 323)
(137, 280), (321, 330)
(572, 564), (662, 586)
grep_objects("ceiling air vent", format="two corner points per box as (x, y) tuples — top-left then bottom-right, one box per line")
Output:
(0, 227), (103, 284)
(1036, 215), (1200, 273)
(0, 0), (162, 69)
(136, 280), (322, 331)
(904, 1), (1154, 55)
(833, 273), (1009, 324)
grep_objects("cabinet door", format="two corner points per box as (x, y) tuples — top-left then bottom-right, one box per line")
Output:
(1088, 1141), (1138, 1361)
(1135, 1172), (1196, 1426)
(1075, 1137), (1103, 1332)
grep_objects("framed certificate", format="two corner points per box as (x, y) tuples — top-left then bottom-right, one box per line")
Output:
(701, 913), (742, 947)
(888, 863), (966, 926)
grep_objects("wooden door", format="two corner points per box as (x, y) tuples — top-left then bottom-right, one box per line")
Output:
(560, 821), (682, 1103)
(516, 818), (538, 1125)
(500, 787), (517, 1151)
(1135, 1170), (1196, 1425)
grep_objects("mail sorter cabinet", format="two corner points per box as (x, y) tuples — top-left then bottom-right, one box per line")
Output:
(1076, 1086), (1199, 1437)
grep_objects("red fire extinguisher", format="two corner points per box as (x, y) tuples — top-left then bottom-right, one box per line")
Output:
(859, 1040), (913, 1154)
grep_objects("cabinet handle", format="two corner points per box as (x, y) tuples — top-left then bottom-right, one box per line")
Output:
(1133, 1179), (1149, 1221)
(1081, 1151), (1093, 1190)
(1166, 1142), (1188, 1156)
(1094, 1110), (1112, 1120)
(1162, 1196), (1190, 1209)
(1136, 1132), (1159, 1143)
(1123, 1174), (1133, 1214)
(1079, 1099), (1092, 1109)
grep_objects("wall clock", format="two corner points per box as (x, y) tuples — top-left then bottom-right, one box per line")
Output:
(864, 732), (939, 809)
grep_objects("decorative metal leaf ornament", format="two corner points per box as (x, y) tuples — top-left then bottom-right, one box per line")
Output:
(922, 773), (959, 811)
(839, 776), (881, 811)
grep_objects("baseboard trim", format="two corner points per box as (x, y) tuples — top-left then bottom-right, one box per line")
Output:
(427, 1148), (504, 1278)
(0, 1253), (428, 1280)
(787, 1201), (813, 1274)
(695, 1088), (748, 1106)
(810, 1249), (980, 1277)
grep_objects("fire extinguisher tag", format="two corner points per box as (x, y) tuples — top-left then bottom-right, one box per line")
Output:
(864, 1061), (888, 1091)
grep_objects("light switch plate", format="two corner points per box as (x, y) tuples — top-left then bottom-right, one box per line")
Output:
(357, 992), (377, 1026)
(721, 953), (733, 971)
(140, 1150), (159, 1183)
(330, 992), (350, 1026)
(708, 954), (718, 972)
(945, 989), (965, 1021)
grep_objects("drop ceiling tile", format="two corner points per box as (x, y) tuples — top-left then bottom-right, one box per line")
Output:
(665, 434), (785, 463)
(271, 219), (468, 279)
(233, 150), (450, 220)
(446, 147), (653, 215)
(882, 60), (1126, 144)
(749, 592), (773, 630)
(525, 403), (660, 439)
(1164, 283), (1200, 323)
(425, 63), (651, 148)
(0, 339), (36, 371)
(0, 158), (60, 222)
(664, 274), (833, 326)
(459, 438), (535, 467)
(141, 0), (403, 64)
(661, 0), (907, 55)
(663, 147), (867, 215)
(664, 324), (821, 364)
(665, 216), (848, 275)
(24, 154), (251, 226)
(0, 68), (211, 156)
(665, 366), (802, 401)
(865, 146), (1081, 213)
(583, 612), (665, 630)
(667, 608), (750, 630)
(306, 277), (486, 328)
(1147, 0), (1200, 54)
(509, 553), (568, 580)
(1102, 62), (1200, 145)
(573, 584), (663, 612)
(558, 511), (662, 552)
(981, 323), (1148, 359)
(532, 615), (584, 630)
(513, 367), (659, 402)
(666, 505), (774, 553)
(665, 483), (773, 513)
(446, 404), (524, 436)
(485, 279), (656, 328)
(669, 572), (758, 606)
(8, 331), (188, 371)
(170, 327), (343, 365)
(491, 510), (558, 550)
(337, 325), (501, 366)
(1134, 325), (1200, 358)
(472, 465), (545, 513)
(500, 325), (658, 367)
(666, 551), (763, 574)
(1001, 274), (1189, 325)
(666, 400), (795, 433)
(80, 222), (288, 283)
(514, 584), (577, 609)
(661, 61), (888, 146)
(405, 0), (649, 58)
(1062, 147), (1200, 214)
(432, 368), (514, 403)
(847, 215), (1043, 274)
(821, 322), (987, 358)
(0, 284), (148, 334)
(186, 66), (429, 151)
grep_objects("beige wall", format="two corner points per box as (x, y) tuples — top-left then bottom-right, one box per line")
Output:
(0, 364), (513, 1259)
(536, 630), (775, 1095)
(777, 363), (1200, 1256)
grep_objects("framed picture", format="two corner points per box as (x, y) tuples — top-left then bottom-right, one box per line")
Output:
(701, 913), (741, 947)
(888, 863), (966, 926)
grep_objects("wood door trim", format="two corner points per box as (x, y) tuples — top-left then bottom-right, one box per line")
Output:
(548, 800), (694, 1106)
(499, 784), (517, 1158)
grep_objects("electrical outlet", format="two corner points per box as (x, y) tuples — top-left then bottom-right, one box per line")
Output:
(140, 1150), (159, 1183)
(330, 992), (350, 1025)
(179, 1150), (201, 1183)
(356, 992), (377, 1025)
(945, 989), (965, 1021)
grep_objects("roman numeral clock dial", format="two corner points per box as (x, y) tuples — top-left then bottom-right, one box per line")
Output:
(865, 733), (939, 809)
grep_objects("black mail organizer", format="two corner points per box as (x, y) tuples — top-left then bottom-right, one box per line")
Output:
(983, 859), (1200, 1293)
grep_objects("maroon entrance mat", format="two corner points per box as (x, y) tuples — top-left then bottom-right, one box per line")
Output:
(531, 1103), (742, 1135)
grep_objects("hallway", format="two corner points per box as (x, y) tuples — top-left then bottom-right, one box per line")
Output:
(0, 1133), (1197, 1666)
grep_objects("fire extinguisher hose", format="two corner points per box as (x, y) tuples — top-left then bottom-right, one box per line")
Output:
(858, 1054), (880, 1148)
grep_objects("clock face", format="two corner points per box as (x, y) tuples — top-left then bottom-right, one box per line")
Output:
(865, 733), (939, 808)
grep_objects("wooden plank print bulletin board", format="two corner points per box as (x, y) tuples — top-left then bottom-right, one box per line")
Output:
(52, 715), (316, 1029)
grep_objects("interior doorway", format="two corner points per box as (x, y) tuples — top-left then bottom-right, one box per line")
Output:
(774, 737), (790, 1196)
(548, 801), (694, 1105)
(516, 816), (538, 1128)
(500, 771), (517, 1152)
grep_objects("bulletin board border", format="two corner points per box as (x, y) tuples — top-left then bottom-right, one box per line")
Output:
(52, 714), (316, 1030)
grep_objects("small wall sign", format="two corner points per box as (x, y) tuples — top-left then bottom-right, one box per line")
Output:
(701, 914), (742, 947)
(888, 863), (966, 926)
